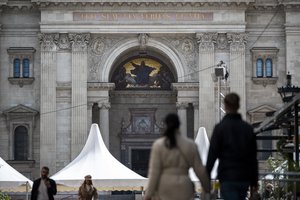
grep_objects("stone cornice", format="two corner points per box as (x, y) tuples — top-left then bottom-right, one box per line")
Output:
(31, 0), (254, 9)
(87, 82), (115, 90)
(172, 82), (199, 91)
(2, 0), (35, 10)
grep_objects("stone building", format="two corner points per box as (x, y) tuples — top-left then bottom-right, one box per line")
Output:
(0, 0), (299, 179)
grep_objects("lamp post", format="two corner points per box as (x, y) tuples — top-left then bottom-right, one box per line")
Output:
(277, 72), (300, 167)
(278, 72), (300, 103)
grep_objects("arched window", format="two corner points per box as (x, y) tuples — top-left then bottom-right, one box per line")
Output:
(13, 58), (21, 78)
(23, 59), (30, 78)
(256, 58), (263, 77)
(265, 58), (273, 77)
(14, 126), (28, 160)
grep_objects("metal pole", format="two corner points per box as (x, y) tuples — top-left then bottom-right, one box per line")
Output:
(218, 76), (221, 122)
(294, 102), (299, 167)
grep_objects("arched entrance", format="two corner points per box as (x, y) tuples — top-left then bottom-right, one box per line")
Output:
(108, 47), (178, 177)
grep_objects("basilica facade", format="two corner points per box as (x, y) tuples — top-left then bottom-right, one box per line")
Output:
(0, 0), (299, 179)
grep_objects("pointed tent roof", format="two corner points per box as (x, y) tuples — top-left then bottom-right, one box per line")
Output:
(0, 157), (33, 192)
(189, 127), (218, 182)
(51, 124), (147, 191)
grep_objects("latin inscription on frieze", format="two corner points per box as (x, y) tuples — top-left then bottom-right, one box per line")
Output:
(73, 12), (213, 22)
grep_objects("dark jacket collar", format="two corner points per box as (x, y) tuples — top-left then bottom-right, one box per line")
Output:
(223, 113), (242, 120)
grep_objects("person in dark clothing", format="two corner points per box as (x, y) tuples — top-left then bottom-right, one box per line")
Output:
(31, 166), (57, 200)
(206, 93), (258, 200)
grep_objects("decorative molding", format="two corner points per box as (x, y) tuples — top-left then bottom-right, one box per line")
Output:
(38, 33), (59, 51)
(172, 82), (199, 91)
(252, 77), (278, 87)
(88, 82), (115, 90)
(196, 32), (217, 52)
(99, 102), (111, 109)
(110, 90), (176, 98)
(69, 33), (90, 51)
(57, 33), (71, 50)
(227, 32), (248, 52)
(176, 101), (189, 109)
(8, 77), (35, 87)
(163, 36), (198, 71)
(3, 104), (39, 129)
(138, 33), (149, 52)
(216, 33), (229, 51)
(31, 1), (254, 9)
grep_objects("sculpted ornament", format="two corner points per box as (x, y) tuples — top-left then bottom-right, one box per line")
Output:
(196, 32), (217, 52)
(38, 33), (59, 51)
(181, 39), (194, 53)
(91, 37), (105, 55)
(227, 33), (248, 52)
(138, 33), (149, 52)
(216, 33), (229, 51)
(57, 34), (71, 50)
(69, 33), (90, 51)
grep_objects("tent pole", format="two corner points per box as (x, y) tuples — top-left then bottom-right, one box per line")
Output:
(26, 181), (29, 200)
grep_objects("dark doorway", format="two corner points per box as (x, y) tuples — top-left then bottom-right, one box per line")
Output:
(131, 149), (150, 177)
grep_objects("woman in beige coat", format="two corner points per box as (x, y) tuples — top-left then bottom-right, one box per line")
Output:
(144, 113), (210, 200)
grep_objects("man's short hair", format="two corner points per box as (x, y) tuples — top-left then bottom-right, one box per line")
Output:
(224, 93), (240, 111)
(42, 166), (49, 172)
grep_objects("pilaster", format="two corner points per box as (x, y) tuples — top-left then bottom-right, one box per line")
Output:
(69, 33), (90, 159)
(228, 32), (247, 118)
(99, 102), (111, 149)
(193, 102), (199, 139)
(176, 102), (189, 137)
(196, 32), (217, 138)
(38, 33), (59, 171)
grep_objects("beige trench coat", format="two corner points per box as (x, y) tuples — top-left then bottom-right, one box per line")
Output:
(145, 133), (210, 200)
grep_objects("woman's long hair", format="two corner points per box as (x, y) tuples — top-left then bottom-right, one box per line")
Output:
(163, 113), (180, 149)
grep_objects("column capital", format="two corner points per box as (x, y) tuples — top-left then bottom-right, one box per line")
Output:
(196, 32), (217, 52)
(38, 33), (59, 51)
(192, 102), (199, 108)
(176, 102), (189, 109)
(99, 102), (111, 109)
(227, 32), (248, 52)
(69, 33), (90, 51)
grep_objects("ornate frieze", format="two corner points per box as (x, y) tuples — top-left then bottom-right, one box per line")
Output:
(227, 32), (248, 52)
(196, 32), (217, 52)
(69, 33), (90, 51)
(31, 1), (254, 9)
(38, 33), (59, 51)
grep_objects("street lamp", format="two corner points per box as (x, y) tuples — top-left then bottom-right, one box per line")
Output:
(278, 72), (300, 103)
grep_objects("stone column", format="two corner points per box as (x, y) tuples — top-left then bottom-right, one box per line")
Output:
(228, 33), (247, 118)
(196, 32), (217, 138)
(176, 102), (188, 137)
(38, 33), (59, 171)
(99, 102), (111, 149)
(69, 33), (90, 159)
(193, 102), (199, 139)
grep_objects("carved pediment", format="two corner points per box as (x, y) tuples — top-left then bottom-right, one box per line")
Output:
(248, 104), (277, 124)
(3, 104), (38, 117)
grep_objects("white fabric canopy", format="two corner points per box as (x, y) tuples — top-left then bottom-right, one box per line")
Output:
(0, 156), (33, 192)
(189, 127), (218, 182)
(51, 124), (147, 191)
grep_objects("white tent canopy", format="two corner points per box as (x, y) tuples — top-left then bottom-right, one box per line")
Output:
(0, 156), (33, 192)
(51, 124), (147, 191)
(189, 127), (218, 182)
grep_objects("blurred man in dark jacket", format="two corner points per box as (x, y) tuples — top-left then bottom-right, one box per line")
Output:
(206, 93), (258, 200)
(31, 166), (57, 200)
